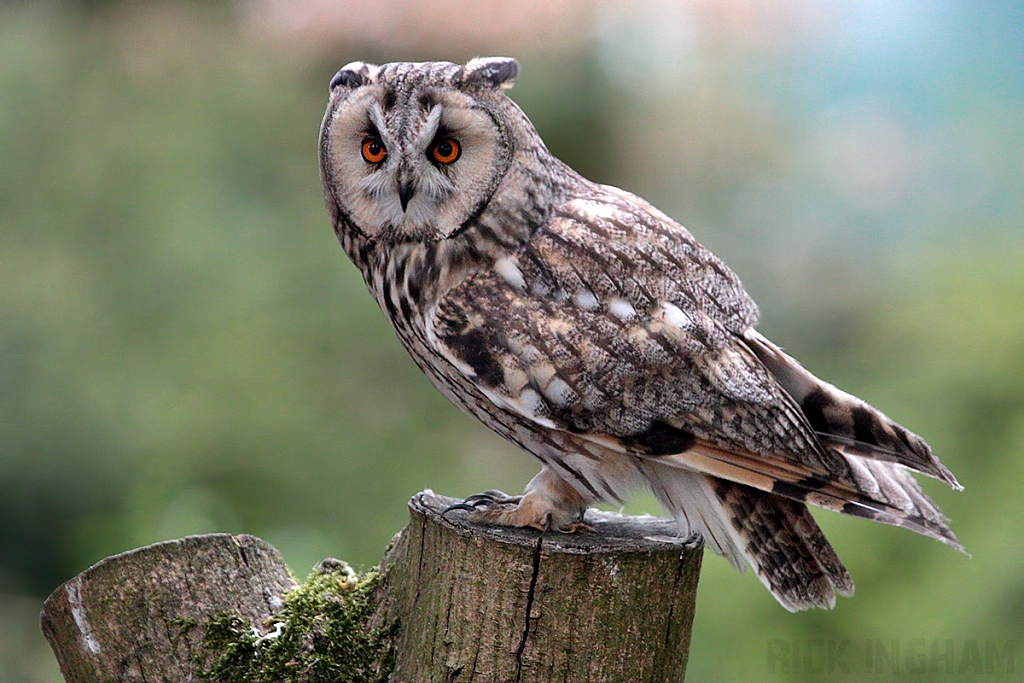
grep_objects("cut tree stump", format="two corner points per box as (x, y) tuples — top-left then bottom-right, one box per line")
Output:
(41, 490), (703, 682)
(381, 492), (703, 682)
(40, 534), (297, 682)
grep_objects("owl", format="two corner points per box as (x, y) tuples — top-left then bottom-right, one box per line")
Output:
(318, 57), (963, 611)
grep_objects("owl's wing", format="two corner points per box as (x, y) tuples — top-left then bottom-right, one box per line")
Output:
(428, 187), (961, 550)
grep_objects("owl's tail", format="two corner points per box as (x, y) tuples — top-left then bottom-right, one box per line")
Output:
(640, 329), (964, 610)
(640, 463), (854, 611)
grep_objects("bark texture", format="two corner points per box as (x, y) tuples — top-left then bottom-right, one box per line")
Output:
(375, 491), (702, 683)
(40, 534), (297, 682)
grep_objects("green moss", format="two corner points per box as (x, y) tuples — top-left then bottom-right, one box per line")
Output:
(198, 560), (396, 683)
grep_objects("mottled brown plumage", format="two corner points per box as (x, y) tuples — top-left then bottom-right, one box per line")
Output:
(318, 57), (963, 611)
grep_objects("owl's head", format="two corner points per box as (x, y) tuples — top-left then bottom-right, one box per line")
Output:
(320, 57), (528, 243)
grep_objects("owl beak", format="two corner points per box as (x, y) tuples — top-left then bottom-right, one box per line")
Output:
(398, 181), (415, 213)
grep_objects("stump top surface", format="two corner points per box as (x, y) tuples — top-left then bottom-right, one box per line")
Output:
(42, 533), (280, 606)
(413, 490), (702, 554)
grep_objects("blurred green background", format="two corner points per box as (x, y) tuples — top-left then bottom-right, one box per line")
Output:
(1, 1), (1022, 681)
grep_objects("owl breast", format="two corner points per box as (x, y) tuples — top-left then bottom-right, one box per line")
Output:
(357, 229), (513, 417)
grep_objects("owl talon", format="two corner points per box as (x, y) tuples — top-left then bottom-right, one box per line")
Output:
(475, 489), (514, 498)
(682, 531), (704, 550)
(442, 491), (523, 521)
(446, 489), (585, 533)
(462, 490), (521, 507)
(441, 502), (482, 515)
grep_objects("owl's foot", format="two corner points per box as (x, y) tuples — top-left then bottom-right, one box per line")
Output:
(444, 489), (590, 533)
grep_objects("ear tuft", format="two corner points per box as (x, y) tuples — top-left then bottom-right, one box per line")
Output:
(330, 61), (375, 90)
(462, 57), (520, 90)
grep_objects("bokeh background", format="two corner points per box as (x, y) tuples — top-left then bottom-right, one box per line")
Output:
(2, 1), (1022, 680)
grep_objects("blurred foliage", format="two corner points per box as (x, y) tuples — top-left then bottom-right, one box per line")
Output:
(1, 2), (1022, 682)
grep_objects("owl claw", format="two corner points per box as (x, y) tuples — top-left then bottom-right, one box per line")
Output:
(444, 489), (587, 533)
(440, 502), (480, 515)
(682, 530), (704, 550)
(442, 491), (522, 518)
(462, 490), (521, 507)
(534, 512), (592, 534)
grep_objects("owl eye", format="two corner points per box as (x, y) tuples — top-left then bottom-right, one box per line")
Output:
(361, 138), (387, 164)
(431, 138), (461, 164)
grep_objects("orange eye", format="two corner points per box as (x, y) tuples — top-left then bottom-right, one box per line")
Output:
(361, 138), (387, 164)
(431, 138), (461, 164)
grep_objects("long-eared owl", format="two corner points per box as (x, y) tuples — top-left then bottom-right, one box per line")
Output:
(318, 57), (963, 611)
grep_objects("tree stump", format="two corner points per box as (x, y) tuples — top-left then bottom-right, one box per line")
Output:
(39, 534), (297, 682)
(40, 491), (702, 682)
(380, 491), (702, 682)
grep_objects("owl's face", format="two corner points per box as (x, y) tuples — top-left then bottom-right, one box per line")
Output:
(320, 58), (522, 242)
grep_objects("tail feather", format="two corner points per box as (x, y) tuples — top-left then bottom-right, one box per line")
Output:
(642, 462), (854, 611)
(836, 455), (966, 553)
(711, 478), (855, 611)
(656, 441), (965, 552)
